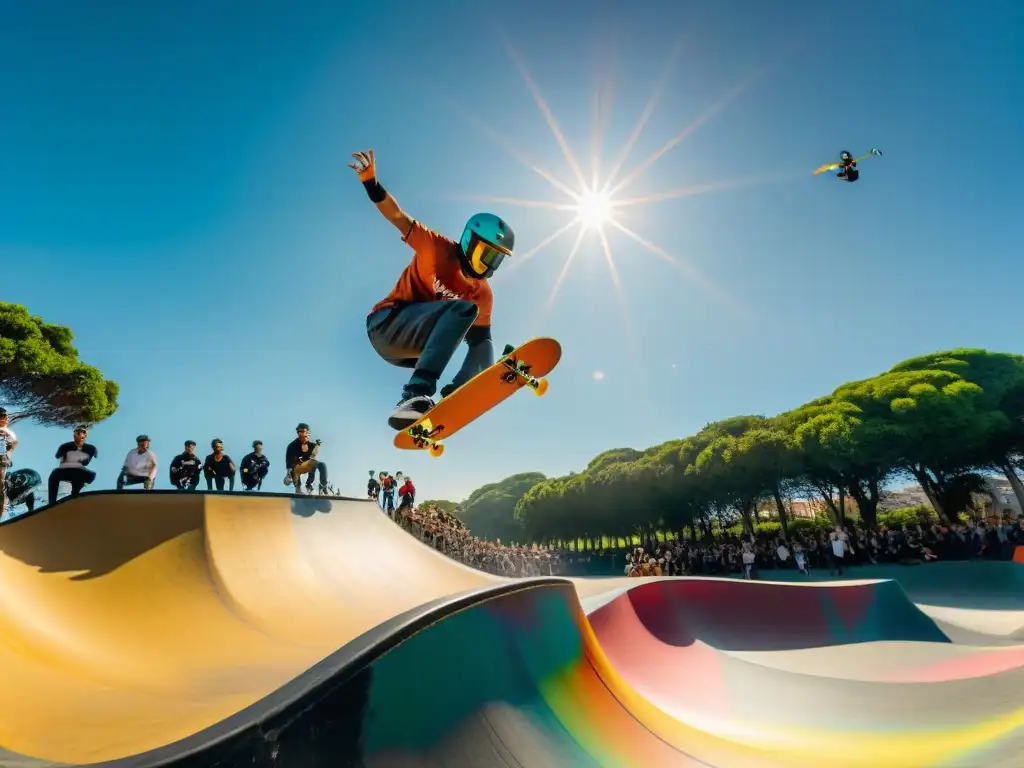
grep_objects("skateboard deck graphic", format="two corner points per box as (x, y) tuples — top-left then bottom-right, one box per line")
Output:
(393, 337), (562, 457)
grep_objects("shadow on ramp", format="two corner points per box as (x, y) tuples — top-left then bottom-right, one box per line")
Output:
(591, 578), (949, 652)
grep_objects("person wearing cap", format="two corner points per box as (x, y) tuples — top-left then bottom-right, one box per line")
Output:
(397, 474), (416, 514)
(203, 438), (236, 491)
(0, 407), (19, 516)
(284, 423), (328, 495)
(117, 435), (158, 490)
(240, 440), (270, 491)
(169, 440), (202, 490)
(48, 425), (98, 504)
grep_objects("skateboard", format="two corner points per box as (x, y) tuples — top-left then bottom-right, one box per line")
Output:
(393, 337), (562, 458)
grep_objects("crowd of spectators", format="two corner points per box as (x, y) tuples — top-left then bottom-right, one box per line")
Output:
(380, 492), (1022, 582)
(390, 500), (564, 577)
(621, 517), (1024, 579)
(1, 422), (332, 518)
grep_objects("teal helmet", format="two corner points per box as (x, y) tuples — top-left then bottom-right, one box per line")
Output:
(459, 213), (514, 279)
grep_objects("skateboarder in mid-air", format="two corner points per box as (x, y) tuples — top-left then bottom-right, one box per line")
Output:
(350, 149), (516, 430)
(835, 150), (859, 182)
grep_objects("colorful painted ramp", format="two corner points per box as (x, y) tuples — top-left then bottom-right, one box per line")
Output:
(0, 492), (1023, 767)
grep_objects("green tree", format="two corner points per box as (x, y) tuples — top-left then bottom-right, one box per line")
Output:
(0, 302), (119, 426)
(457, 472), (545, 541)
(834, 369), (1003, 524)
(694, 435), (761, 535)
(892, 349), (1024, 509)
(735, 426), (803, 537)
(785, 398), (893, 527)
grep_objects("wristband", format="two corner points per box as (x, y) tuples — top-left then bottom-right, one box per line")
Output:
(362, 178), (387, 203)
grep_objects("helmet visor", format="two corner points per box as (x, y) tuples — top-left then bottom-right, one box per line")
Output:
(468, 239), (510, 275)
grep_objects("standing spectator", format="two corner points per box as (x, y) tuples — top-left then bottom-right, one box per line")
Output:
(240, 441), (270, 491)
(118, 435), (157, 490)
(830, 527), (848, 576)
(397, 474), (416, 514)
(0, 407), (18, 517)
(367, 470), (380, 501)
(48, 425), (98, 504)
(169, 440), (203, 490)
(794, 542), (810, 575)
(203, 438), (236, 491)
(741, 544), (756, 579)
(284, 423), (328, 494)
(379, 471), (396, 516)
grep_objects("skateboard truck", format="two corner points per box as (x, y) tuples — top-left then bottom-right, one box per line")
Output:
(406, 420), (446, 458)
(500, 355), (549, 396)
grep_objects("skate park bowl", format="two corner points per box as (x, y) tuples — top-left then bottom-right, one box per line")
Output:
(0, 492), (1023, 767)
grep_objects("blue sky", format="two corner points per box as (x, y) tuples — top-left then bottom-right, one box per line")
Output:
(3, 0), (1022, 503)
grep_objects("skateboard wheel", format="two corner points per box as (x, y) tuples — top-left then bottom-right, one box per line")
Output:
(534, 378), (549, 397)
(429, 443), (445, 458)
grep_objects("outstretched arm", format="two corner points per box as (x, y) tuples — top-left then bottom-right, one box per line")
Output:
(349, 150), (414, 237)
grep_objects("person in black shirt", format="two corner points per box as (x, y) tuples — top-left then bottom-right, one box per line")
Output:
(240, 441), (271, 491)
(49, 426), (98, 504)
(367, 470), (380, 500)
(169, 440), (203, 490)
(284, 422), (328, 495)
(5, 468), (41, 515)
(203, 438), (236, 491)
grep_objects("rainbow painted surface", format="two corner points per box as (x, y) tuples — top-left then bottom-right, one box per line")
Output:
(0, 493), (1021, 767)
(359, 580), (1024, 768)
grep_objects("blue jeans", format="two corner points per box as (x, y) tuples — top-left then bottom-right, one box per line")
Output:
(367, 301), (493, 398)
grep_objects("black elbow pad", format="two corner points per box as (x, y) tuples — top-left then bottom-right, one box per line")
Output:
(464, 325), (492, 346)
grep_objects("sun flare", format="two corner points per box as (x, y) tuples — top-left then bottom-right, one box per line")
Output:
(573, 188), (613, 231)
(460, 35), (779, 323)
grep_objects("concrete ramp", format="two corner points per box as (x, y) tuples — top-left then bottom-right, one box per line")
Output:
(1, 492), (1024, 767)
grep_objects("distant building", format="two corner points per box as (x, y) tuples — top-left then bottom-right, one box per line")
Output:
(761, 496), (859, 521)
(979, 475), (1022, 517)
(878, 485), (933, 511)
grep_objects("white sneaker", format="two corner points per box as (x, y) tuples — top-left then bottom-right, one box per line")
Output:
(388, 395), (435, 431)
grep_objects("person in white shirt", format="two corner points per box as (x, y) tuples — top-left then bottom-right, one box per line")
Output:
(48, 425), (99, 504)
(0, 407), (18, 517)
(741, 544), (756, 580)
(117, 434), (157, 490)
(794, 543), (810, 575)
(776, 540), (791, 567)
(830, 527), (848, 576)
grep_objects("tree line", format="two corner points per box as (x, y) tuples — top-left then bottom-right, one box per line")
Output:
(452, 349), (1024, 545)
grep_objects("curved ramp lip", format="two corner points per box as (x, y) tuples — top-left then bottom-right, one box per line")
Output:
(77, 577), (572, 768)
(0, 488), (372, 527)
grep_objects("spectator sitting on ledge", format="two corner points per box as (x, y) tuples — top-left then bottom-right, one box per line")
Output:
(284, 423), (328, 495)
(117, 435), (157, 490)
(169, 440), (202, 490)
(49, 425), (98, 504)
(204, 438), (236, 492)
(240, 440), (270, 491)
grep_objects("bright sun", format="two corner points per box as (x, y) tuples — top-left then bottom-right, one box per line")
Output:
(574, 189), (613, 231)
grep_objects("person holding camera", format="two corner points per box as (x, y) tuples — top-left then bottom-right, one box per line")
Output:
(284, 422), (328, 495)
